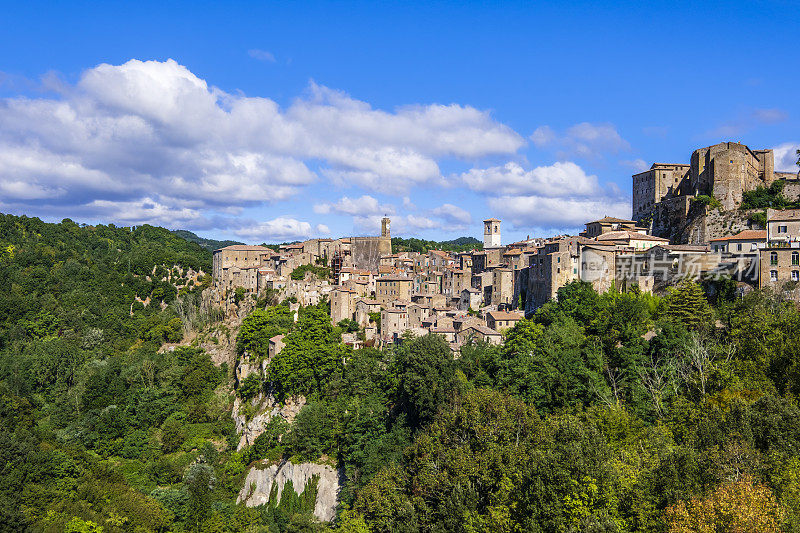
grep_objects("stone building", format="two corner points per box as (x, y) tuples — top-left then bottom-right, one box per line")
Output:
(375, 275), (413, 306)
(760, 246), (800, 288)
(486, 310), (524, 331)
(766, 209), (800, 242)
(633, 142), (798, 222)
(709, 230), (766, 253)
(351, 216), (392, 271)
(582, 217), (642, 238)
(483, 218), (502, 249)
(380, 307), (409, 344)
(490, 268), (514, 306)
(459, 288), (482, 311)
(330, 288), (357, 324)
(213, 245), (273, 290)
(457, 324), (502, 345)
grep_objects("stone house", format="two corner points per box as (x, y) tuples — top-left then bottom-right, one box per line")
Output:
(456, 325), (502, 345)
(760, 245), (800, 288)
(375, 275), (413, 306)
(380, 307), (409, 344)
(459, 288), (482, 311)
(268, 334), (285, 360)
(767, 209), (800, 242)
(354, 298), (381, 327)
(709, 230), (766, 253)
(486, 310), (524, 332)
(582, 217), (642, 239)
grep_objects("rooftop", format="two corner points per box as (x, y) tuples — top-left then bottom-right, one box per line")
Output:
(487, 310), (524, 321)
(215, 244), (273, 252)
(709, 230), (767, 242)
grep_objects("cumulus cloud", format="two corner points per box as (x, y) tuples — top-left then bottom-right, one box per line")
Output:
(774, 143), (800, 172)
(0, 58), (523, 228)
(313, 195), (395, 216)
(488, 195), (630, 229)
(531, 122), (630, 159)
(460, 161), (599, 197)
(233, 217), (320, 242)
(431, 203), (472, 225)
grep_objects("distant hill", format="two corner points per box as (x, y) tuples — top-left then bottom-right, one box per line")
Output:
(391, 236), (482, 253)
(172, 229), (244, 252)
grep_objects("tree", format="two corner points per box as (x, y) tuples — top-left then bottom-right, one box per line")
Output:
(268, 306), (348, 398)
(396, 334), (457, 429)
(236, 305), (295, 359)
(665, 475), (784, 532)
(663, 280), (713, 331)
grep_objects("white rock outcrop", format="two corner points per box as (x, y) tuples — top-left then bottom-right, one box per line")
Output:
(237, 461), (341, 522)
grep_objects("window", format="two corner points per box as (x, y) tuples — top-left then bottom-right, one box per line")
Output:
(794, 271), (800, 282)
(778, 225), (788, 234)
(771, 252), (778, 266)
(771, 270), (778, 281)
(737, 243), (742, 252)
(793, 252), (799, 266)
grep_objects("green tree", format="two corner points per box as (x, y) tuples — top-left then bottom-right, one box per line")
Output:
(663, 280), (713, 331)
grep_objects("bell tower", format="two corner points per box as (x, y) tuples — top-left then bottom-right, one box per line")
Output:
(381, 216), (391, 239)
(483, 218), (501, 249)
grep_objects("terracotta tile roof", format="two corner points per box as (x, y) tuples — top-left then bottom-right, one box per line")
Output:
(596, 231), (669, 242)
(463, 324), (501, 336)
(487, 311), (524, 321)
(709, 230), (767, 242)
(589, 216), (636, 224)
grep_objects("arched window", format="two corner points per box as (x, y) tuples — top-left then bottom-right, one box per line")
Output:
(771, 252), (778, 266)
(792, 252), (799, 266)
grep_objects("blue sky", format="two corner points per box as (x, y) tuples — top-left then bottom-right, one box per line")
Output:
(0, 0), (798, 243)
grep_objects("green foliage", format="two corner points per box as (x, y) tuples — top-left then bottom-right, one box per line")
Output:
(690, 194), (722, 209)
(268, 305), (349, 398)
(236, 304), (294, 358)
(171, 229), (244, 252)
(396, 334), (458, 428)
(290, 263), (330, 281)
(749, 209), (768, 227)
(391, 236), (482, 253)
(8, 210), (800, 532)
(663, 279), (713, 331)
(741, 179), (800, 209)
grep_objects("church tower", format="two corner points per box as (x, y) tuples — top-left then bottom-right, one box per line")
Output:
(483, 218), (501, 249)
(381, 216), (391, 239)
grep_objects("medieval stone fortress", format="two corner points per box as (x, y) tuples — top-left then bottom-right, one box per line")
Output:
(213, 141), (800, 352)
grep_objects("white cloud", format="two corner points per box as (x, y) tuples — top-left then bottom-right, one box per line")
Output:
(460, 161), (599, 197)
(489, 195), (630, 229)
(0, 58), (524, 228)
(431, 203), (472, 225)
(620, 158), (650, 172)
(248, 49), (277, 62)
(774, 143), (800, 172)
(530, 122), (630, 159)
(313, 195), (395, 216)
(233, 217), (318, 242)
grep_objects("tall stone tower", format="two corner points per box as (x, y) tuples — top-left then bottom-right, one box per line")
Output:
(379, 216), (392, 256)
(381, 216), (391, 239)
(483, 218), (501, 249)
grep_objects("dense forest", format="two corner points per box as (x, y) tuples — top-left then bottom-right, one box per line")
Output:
(391, 236), (482, 254)
(2, 212), (800, 532)
(171, 230), (245, 253)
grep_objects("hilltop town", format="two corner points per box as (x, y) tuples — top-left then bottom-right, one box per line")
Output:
(213, 141), (800, 352)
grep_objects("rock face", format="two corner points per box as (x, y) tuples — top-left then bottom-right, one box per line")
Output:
(232, 394), (305, 451)
(237, 461), (341, 522)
